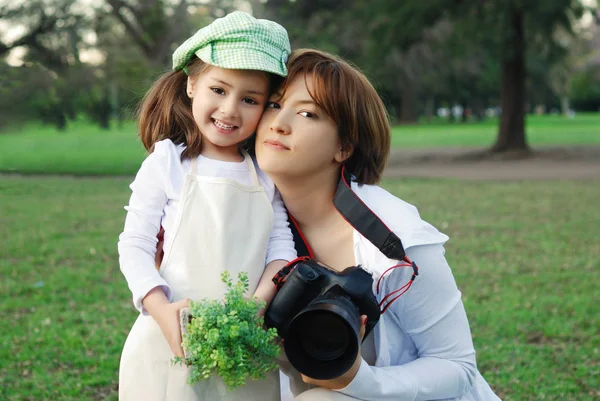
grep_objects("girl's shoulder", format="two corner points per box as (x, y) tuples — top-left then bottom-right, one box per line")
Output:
(252, 156), (275, 193)
(153, 138), (186, 158)
(142, 139), (186, 168)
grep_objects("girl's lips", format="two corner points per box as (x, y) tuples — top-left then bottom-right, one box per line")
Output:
(264, 139), (289, 150)
(212, 119), (238, 135)
(213, 119), (237, 130)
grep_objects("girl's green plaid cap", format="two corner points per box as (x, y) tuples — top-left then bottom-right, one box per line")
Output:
(172, 11), (291, 77)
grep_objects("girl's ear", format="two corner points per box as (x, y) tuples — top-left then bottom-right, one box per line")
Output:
(186, 76), (196, 98)
(334, 145), (353, 163)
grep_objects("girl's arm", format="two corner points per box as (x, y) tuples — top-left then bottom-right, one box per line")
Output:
(253, 186), (297, 310)
(118, 144), (172, 314)
(264, 186), (298, 266)
(119, 143), (192, 357)
(253, 259), (288, 317)
(333, 244), (479, 401)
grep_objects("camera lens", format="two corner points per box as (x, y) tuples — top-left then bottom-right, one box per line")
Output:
(283, 293), (361, 380)
(299, 311), (349, 361)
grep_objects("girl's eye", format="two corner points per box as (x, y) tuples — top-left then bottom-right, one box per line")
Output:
(299, 111), (316, 118)
(266, 101), (280, 109)
(211, 87), (225, 95)
(243, 98), (259, 105)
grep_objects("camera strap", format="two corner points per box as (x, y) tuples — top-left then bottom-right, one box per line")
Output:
(289, 165), (407, 261)
(286, 166), (419, 312)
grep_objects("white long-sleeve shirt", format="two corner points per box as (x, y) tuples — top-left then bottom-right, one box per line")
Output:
(118, 139), (297, 313)
(284, 183), (500, 401)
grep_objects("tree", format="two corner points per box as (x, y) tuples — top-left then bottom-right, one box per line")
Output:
(0, 0), (95, 129)
(447, 0), (588, 152)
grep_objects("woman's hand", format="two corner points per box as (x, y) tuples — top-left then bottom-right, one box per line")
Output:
(300, 315), (367, 390)
(142, 287), (190, 358)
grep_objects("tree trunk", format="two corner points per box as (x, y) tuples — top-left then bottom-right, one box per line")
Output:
(398, 77), (418, 124)
(560, 96), (570, 117)
(492, 8), (529, 153)
(424, 98), (435, 122)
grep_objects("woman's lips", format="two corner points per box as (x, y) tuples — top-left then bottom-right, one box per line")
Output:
(264, 139), (290, 150)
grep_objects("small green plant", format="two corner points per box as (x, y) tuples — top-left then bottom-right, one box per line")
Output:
(176, 271), (280, 390)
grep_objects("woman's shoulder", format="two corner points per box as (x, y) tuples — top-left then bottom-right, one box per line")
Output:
(351, 182), (449, 249)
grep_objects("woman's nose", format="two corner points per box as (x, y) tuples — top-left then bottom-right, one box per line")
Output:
(270, 113), (290, 135)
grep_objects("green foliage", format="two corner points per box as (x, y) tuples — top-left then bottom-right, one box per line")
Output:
(178, 271), (280, 390)
(571, 68), (600, 111)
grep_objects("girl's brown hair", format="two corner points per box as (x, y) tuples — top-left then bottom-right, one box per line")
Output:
(137, 58), (211, 160)
(278, 49), (391, 185)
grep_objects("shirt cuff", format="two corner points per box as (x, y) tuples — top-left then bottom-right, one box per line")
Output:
(334, 358), (371, 395)
(265, 249), (297, 266)
(134, 280), (172, 315)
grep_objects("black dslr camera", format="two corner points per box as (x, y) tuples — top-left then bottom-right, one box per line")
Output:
(265, 166), (410, 380)
(265, 259), (380, 380)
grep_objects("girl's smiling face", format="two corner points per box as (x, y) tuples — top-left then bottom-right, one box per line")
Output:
(188, 66), (269, 161)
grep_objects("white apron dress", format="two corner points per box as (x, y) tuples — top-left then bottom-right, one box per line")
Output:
(119, 152), (280, 401)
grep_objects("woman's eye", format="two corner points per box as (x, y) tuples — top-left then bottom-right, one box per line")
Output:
(299, 111), (316, 118)
(211, 87), (225, 95)
(243, 97), (259, 105)
(266, 101), (280, 109)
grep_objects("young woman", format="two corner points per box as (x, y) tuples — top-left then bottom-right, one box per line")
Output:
(255, 49), (501, 401)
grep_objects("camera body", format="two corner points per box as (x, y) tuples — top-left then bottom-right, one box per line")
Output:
(265, 259), (380, 380)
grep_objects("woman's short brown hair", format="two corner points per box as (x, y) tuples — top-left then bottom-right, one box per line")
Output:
(278, 49), (390, 185)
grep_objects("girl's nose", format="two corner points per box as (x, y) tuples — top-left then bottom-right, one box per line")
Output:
(219, 98), (238, 118)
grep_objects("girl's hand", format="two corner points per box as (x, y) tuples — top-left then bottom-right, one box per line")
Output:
(155, 226), (165, 270)
(155, 298), (190, 358)
(142, 287), (190, 358)
(300, 315), (367, 390)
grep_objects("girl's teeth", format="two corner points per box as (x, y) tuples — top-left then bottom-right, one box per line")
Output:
(214, 120), (235, 129)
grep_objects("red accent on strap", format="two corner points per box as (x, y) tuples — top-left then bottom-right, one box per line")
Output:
(287, 256), (311, 266)
(289, 214), (315, 258)
(272, 256), (311, 289)
(380, 280), (415, 313)
(376, 261), (412, 293)
(378, 256), (419, 313)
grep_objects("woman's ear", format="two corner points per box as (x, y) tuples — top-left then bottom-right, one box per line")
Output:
(186, 76), (196, 98)
(334, 145), (353, 163)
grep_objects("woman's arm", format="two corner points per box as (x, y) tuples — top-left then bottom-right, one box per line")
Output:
(336, 244), (478, 401)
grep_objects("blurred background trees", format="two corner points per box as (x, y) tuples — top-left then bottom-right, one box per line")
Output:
(1, 0), (598, 152)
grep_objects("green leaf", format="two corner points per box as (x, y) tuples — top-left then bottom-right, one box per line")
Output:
(178, 271), (280, 390)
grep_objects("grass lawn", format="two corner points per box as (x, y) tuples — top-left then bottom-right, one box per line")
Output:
(0, 113), (599, 176)
(1, 175), (598, 400)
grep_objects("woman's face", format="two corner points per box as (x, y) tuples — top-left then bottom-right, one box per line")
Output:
(256, 74), (346, 179)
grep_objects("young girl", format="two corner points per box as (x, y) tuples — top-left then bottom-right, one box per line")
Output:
(117, 12), (295, 401)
